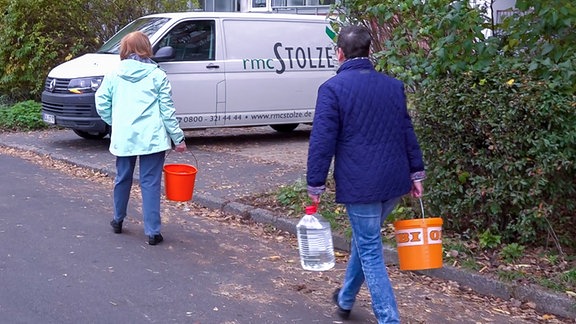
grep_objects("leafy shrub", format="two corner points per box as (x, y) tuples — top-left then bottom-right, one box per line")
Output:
(0, 0), (99, 100)
(0, 0), (192, 101)
(499, 0), (576, 94)
(329, 0), (576, 252)
(0, 100), (47, 131)
(478, 229), (501, 250)
(500, 243), (525, 263)
(276, 179), (309, 215)
(330, 0), (495, 92)
(413, 66), (576, 247)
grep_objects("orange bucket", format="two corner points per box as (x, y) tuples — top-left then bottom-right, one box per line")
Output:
(393, 199), (443, 271)
(163, 164), (197, 201)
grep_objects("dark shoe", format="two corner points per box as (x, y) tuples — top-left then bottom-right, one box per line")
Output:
(332, 288), (351, 320)
(110, 220), (123, 234)
(148, 234), (164, 245)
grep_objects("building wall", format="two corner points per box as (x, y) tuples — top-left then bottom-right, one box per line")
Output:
(473, 0), (517, 23)
(200, 0), (333, 12)
(201, 0), (240, 12)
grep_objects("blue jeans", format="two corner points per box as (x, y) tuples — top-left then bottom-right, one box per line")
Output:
(113, 151), (165, 236)
(337, 197), (401, 324)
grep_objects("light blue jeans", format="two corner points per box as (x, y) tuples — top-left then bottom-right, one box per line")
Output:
(338, 197), (401, 324)
(113, 151), (165, 236)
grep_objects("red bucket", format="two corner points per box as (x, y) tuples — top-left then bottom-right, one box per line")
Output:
(163, 164), (197, 201)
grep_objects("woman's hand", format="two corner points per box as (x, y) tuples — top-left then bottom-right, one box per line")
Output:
(174, 141), (187, 153)
(410, 181), (424, 198)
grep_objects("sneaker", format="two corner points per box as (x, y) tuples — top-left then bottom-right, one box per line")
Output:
(110, 220), (123, 234)
(332, 288), (351, 320)
(148, 234), (164, 246)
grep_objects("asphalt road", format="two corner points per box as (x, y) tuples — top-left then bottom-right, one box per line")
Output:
(0, 126), (573, 323)
(0, 151), (376, 323)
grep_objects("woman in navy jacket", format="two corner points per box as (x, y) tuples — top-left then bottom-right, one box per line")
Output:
(307, 25), (426, 323)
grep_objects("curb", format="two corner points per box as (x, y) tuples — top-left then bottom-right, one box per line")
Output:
(209, 194), (576, 320)
(3, 142), (575, 320)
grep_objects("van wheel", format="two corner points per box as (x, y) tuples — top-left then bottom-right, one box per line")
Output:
(72, 129), (108, 140)
(270, 123), (298, 133)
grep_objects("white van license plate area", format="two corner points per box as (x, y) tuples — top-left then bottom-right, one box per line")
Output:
(42, 113), (55, 124)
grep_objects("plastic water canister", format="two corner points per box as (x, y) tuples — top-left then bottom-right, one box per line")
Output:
(296, 205), (335, 271)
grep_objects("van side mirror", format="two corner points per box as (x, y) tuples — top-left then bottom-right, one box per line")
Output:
(152, 46), (175, 62)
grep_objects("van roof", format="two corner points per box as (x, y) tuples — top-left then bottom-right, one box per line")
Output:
(142, 11), (330, 22)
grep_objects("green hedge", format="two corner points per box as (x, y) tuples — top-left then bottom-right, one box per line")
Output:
(413, 67), (576, 247)
(0, 100), (46, 131)
(0, 0), (192, 101)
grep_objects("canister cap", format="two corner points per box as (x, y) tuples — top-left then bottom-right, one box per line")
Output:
(305, 205), (317, 214)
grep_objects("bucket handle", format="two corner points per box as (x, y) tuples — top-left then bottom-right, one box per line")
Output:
(418, 198), (425, 219)
(165, 147), (198, 168)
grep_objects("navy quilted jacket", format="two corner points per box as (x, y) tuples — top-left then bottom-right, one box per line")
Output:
(307, 58), (425, 204)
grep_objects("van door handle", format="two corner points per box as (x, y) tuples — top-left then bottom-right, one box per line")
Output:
(206, 63), (220, 69)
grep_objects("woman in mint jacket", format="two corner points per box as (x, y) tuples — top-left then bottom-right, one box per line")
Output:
(96, 31), (187, 245)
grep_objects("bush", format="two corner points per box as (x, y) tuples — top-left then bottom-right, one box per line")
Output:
(329, 0), (575, 251)
(413, 66), (576, 248)
(0, 0), (97, 100)
(0, 0), (192, 101)
(0, 100), (47, 131)
(329, 0), (495, 92)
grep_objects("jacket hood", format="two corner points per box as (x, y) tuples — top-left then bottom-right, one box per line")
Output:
(117, 59), (157, 83)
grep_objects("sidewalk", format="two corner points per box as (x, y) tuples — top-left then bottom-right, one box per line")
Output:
(1, 128), (574, 321)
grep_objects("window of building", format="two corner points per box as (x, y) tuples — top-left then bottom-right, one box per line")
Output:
(253, 0), (267, 8)
(271, 0), (335, 6)
(203, 0), (239, 11)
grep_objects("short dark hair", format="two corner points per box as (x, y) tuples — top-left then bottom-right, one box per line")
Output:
(336, 25), (371, 59)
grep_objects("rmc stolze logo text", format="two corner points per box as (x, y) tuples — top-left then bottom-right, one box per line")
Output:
(242, 42), (336, 74)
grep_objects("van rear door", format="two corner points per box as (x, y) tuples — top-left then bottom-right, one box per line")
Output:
(155, 19), (225, 128)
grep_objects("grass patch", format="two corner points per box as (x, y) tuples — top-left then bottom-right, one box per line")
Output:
(498, 270), (525, 282)
(0, 100), (48, 132)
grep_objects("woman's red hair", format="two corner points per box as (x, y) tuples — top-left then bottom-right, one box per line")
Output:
(120, 31), (153, 60)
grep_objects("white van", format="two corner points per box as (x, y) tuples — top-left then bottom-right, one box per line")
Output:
(41, 12), (336, 139)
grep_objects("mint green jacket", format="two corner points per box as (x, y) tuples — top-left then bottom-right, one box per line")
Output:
(95, 59), (184, 157)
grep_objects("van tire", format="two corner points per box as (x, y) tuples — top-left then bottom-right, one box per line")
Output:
(270, 124), (298, 133)
(72, 129), (108, 140)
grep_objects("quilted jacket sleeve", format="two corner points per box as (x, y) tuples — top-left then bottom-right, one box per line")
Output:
(307, 82), (339, 188)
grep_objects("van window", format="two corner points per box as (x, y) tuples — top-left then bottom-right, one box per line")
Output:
(155, 20), (216, 61)
(98, 17), (170, 54)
